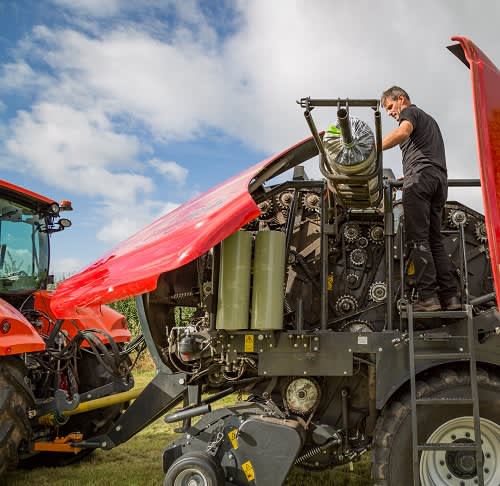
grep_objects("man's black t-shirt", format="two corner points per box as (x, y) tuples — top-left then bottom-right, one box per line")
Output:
(399, 104), (447, 176)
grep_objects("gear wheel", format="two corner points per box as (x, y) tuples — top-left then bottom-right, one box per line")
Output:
(335, 295), (358, 315)
(357, 236), (369, 248)
(346, 273), (360, 289)
(448, 209), (467, 228)
(283, 377), (321, 415)
(258, 200), (273, 218)
(368, 225), (384, 244)
(341, 319), (374, 333)
(350, 248), (367, 266)
(302, 192), (320, 211)
(368, 281), (387, 302)
(343, 223), (361, 243)
(277, 191), (294, 209)
(474, 221), (487, 242)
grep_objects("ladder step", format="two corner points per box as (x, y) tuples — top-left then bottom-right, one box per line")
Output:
(416, 398), (473, 405)
(414, 352), (471, 360)
(418, 442), (480, 451)
(408, 310), (469, 319)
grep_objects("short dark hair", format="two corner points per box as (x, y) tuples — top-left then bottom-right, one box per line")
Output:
(381, 86), (410, 106)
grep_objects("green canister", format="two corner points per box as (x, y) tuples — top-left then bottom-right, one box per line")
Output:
(251, 230), (286, 330)
(216, 231), (253, 330)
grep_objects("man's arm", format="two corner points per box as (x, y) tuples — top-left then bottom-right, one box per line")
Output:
(382, 120), (413, 150)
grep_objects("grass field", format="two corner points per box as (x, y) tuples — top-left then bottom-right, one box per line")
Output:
(6, 368), (372, 486)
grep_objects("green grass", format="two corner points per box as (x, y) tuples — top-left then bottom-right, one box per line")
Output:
(6, 370), (372, 486)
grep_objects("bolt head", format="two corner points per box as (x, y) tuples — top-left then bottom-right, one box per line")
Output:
(343, 371), (348, 375)
(313, 347), (318, 351)
(378, 347), (383, 352)
(178, 378), (185, 385)
(115, 425), (122, 432)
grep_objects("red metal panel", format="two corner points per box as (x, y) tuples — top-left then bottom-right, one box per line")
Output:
(34, 291), (130, 344)
(0, 298), (45, 355)
(0, 179), (56, 205)
(452, 37), (500, 305)
(51, 137), (314, 318)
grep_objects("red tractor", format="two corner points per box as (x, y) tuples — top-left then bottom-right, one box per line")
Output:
(0, 179), (133, 474)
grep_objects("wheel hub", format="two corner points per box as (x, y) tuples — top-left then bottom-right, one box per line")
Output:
(175, 469), (208, 486)
(420, 417), (500, 486)
(445, 439), (477, 479)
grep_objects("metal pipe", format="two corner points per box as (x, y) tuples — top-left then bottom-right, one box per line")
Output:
(341, 388), (350, 449)
(366, 365), (377, 435)
(384, 182), (394, 330)
(164, 404), (211, 423)
(320, 181), (328, 330)
(296, 298), (304, 332)
(298, 98), (379, 109)
(470, 292), (496, 306)
(304, 110), (328, 162)
(62, 386), (145, 417)
(209, 244), (220, 331)
(337, 108), (353, 146)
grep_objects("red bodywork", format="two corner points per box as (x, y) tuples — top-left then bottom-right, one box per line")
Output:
(0, 179), (56, 206)
(51, 138), (315, 318)
(51, 37), (500, 318)
(452, 37), (500, 304)
(0, 180), (130, 355)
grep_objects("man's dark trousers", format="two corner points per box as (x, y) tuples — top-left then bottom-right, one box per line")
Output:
(402, 166), (459, 300)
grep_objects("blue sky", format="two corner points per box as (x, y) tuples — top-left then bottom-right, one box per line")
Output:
(1, 0), (499, 277)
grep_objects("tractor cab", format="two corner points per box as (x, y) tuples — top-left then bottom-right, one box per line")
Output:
(0, 179), (71, 301)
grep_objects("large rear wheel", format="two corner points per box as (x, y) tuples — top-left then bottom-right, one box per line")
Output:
(372, 366), (500, 485)
(0, 357), (33, 476)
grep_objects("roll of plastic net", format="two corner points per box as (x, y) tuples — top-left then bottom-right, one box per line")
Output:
(323, 116), (376, 175)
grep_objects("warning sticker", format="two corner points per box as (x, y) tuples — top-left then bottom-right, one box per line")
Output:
(241, 460), (255, 481)
(244, 335), (254, 352)
(228, 429), (239, 450)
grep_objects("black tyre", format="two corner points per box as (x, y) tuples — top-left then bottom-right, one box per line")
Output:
(0, 357), (33, 476)
(372, 366), (500, 485)
(21, 351), (131, 468)
(164, 451), (225, 486)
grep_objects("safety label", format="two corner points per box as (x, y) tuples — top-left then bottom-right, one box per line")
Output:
(241, 460), (255, 481)
(228, 429), (239, 450)
(244, 335), (254, 352)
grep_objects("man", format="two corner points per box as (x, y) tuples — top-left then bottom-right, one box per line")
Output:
(381, 86), (461, 311)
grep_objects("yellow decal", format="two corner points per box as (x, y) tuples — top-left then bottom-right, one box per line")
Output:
(241, 460), (255, 481)
(327, 273), (334, 291)
(407, 261), (415, 276)
(244, 335), (254, 352)
(228, 429), (239, 450)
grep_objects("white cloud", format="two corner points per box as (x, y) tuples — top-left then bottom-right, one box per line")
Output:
(5, 102), (150, 202)
(1, 0), (499, 246)
(149, 159), (188, 184)
(96, 199), (179, 243)
(50, 0), (121, 17)
(0, 61), (50, 92)
(50, 256), (85, 277)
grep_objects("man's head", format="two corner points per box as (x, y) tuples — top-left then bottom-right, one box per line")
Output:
(381, 86), (411, 122)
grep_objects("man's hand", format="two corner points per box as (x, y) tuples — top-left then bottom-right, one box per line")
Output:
(382, 120), (413, 150)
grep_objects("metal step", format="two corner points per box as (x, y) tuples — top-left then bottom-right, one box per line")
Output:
(404, 310), (468, 319)
(416, 397), (473, 405)
(417, 442), (480, 452)
(414, 352), (471, 360)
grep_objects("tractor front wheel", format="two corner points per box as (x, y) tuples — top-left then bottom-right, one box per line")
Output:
(0, 357), (33, 476)
(372, 366), (500, 485)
